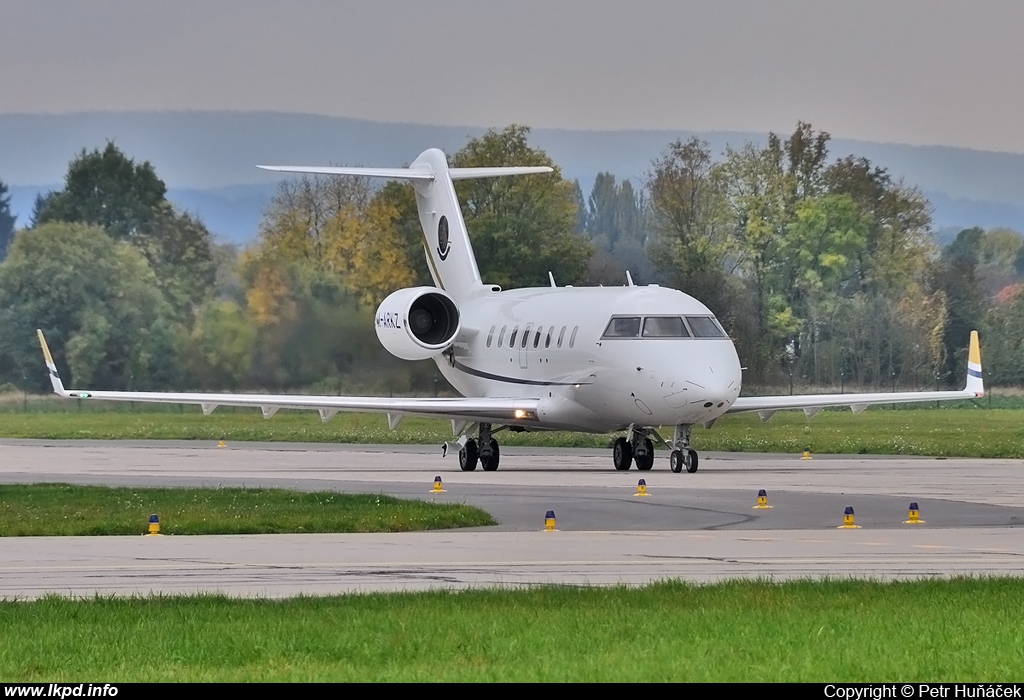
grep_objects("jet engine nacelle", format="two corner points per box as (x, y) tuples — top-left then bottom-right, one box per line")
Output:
(374, 287), (461, 361)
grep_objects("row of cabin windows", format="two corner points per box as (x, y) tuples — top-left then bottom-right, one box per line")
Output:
(602, 315), (726, 339)
(485, 324), (580, 349)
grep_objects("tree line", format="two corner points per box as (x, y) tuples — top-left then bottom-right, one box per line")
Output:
(2, 124), (1023, 394)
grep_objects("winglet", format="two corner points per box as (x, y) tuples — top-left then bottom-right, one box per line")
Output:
(36, 330), (70, 397)
(966, 330), (983, 397)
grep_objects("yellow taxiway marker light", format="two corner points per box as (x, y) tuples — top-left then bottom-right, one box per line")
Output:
(147, 514), (161, 536)
(801, 447), (812, 460)
(432, 475), (446, 493)
(753, 488), (773, 509)
(218, 437), (226, 448)
(634, 478), (650, 497)
(904, 501), (925, 524)
(838, 506), (861, 529)
(544, 509), (557, 532)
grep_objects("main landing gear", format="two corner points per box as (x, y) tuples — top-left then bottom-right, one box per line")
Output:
(611, 424), (698, 473)
(611, 429), (656, 472)
(459, 423), (501, 472)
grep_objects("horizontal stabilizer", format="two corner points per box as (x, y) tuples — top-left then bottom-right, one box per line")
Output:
(256, 165), (435, 180)
(257, 164), (553, 182)
(448, 166), (553, 180)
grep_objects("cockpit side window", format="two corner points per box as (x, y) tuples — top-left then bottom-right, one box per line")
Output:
(642, 316), (689, 337)
(602, 316), (641, 338)
(686, 316), (726, 338)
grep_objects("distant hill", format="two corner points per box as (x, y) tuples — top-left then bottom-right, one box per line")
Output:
(4, 111), (1024, 243)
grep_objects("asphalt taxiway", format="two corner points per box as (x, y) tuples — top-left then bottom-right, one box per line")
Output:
(2, 440), (1023, 597)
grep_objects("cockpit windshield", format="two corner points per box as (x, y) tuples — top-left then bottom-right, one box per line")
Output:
(642, 316), (689, 337)
(686, 316), (725, 338)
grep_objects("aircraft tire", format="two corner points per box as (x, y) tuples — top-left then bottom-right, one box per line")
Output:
(613, 437), (632, 471)
(636, 438), (655, 471)
(686, 449), (699, 473)
(481, 438), (500, 471)
(670, 449), (684, 473)
(459, 439), (479, 471)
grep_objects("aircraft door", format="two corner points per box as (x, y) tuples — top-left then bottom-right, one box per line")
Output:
(519, 323), (533, 370)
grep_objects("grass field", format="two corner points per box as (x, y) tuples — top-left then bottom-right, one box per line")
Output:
(0, 484), (494, 536)
(2, 400), (1023, 457)
(2, 578), (1023, 681)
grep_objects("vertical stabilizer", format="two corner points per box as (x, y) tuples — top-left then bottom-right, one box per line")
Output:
(408, 149), (488, 301)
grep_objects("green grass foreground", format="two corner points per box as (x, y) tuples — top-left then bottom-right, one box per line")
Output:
(2, 402), (1024, 457)
(0, 484), (494, 536)
(2, 579), (1024, 681)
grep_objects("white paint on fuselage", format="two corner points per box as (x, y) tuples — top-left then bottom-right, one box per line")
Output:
(434, 285), (742, 432)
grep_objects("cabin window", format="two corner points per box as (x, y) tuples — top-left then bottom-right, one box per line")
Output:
(497, 325), (506, 348)
(521, 323), (533, 349)
(509, 326), (518, 347)
(642, 316), (689, 338)
(569, 326), (579, 348)
(545, 328), (552, 348)
(686, 316), (726, 338)
(602, 316), (641, 338)
(486, 326), (495, 347)
(533, 326), (542, 348)
(557, 326), (566, 348)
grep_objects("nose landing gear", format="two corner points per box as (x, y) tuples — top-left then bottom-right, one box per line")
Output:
(668, 424), (698, 473)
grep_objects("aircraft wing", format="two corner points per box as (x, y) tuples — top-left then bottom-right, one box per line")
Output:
(726, 331), (984, 421)
(36, 331), (539, 427)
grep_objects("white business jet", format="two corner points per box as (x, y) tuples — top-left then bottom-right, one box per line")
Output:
(37, 148), (985, 473)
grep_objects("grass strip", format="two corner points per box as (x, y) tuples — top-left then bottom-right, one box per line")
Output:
(2, 578), (1024, 681)
(0, 484), (494, 536)
(2, 407), (1024, 457)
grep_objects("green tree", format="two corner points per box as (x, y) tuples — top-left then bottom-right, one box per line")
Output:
(646, 137), (732, 316)
(0, 222), (177, 391)
(0, 178), (15, 261)
(451, 125), (592, 288)
(35, 142), (167, 240)
(33, 143), (216, 318)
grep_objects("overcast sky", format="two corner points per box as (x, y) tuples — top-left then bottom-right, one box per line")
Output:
(3, 1), (1024, 153)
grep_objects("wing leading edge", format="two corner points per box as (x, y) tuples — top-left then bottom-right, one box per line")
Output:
(36, 331), (539, 427)
(727, 331), (984, 421)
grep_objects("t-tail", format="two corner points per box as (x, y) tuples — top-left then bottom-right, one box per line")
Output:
(258, 149), (551, 302)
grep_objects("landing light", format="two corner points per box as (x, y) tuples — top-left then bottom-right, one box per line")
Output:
(513, 409), (536, 420)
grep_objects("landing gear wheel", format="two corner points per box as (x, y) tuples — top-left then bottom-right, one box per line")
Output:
(459, 439), (479, 471)
(686, 449), (699, 473)
(481, 438), (500, 471)
(613, 437), (633, 471)
(670, 449), (684, 473)
(636, 438), (655, 471)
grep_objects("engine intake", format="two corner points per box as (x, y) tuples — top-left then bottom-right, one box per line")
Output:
(375, 287), (461, 361)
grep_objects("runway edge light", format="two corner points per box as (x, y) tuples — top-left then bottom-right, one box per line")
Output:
(147, 514), (161, 536)
(802, 446), (812, 460)
(545, 510), (557, 532)
(634, 479), (650, 497)
(838, 506), (861, 529)
(904, 502), (925, 524)
(218, 437), (225, 448)
(432, 475), (446, 493)
(753, 488), (772, 509)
